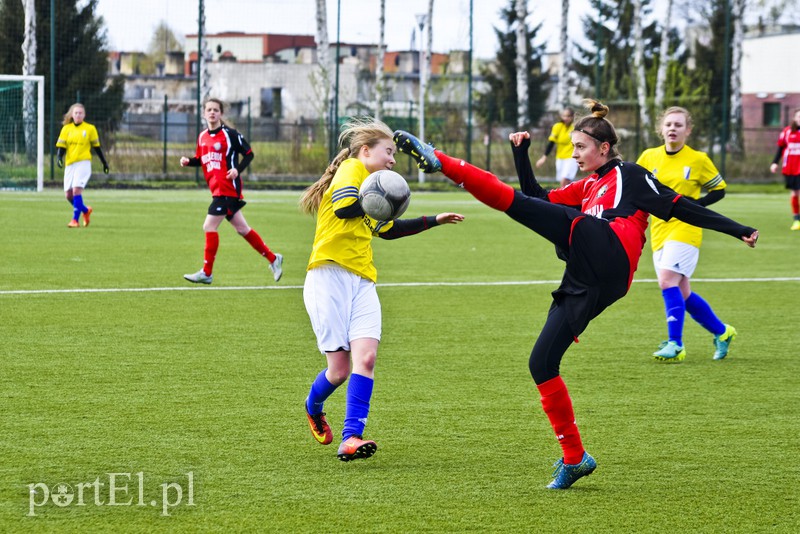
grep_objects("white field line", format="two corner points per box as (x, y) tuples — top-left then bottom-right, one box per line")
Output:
(1, 277), (798, 296)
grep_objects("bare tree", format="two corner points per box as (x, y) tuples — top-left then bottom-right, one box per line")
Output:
(313, 0), (333, 143)
(729, 0), (746, 154)
(558, 0), (570, 106)
(515, 0), (529, 129)
(375, 0), (386, 121)
(654, 0), (674, 111)
(21, 0), (36, 163)
(199, 0), (211, 102)
(633, 0), (650, 145)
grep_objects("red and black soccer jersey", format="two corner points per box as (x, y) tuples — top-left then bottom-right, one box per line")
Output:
(775, 125), (800, 176)
(193, 125), (253, 198)
(545, 159), (680, 285)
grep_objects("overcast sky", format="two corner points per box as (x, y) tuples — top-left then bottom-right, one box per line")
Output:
(96, 0), (597, 59)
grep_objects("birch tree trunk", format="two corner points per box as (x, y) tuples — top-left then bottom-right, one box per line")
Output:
(729, 0), (746, 154)
(654, 0), (673, 111)
(558, 0), (569, 106)
(21, 0), (37, 163)
(375, 0), (386, 121)
(515, 0), (529, 129)
(633, 0), (650, 145)
(199, 0), (211, 102)
(314, 0), (332, 144)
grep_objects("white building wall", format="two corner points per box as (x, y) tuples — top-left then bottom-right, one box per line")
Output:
(742, 33), (800, 94)
(208, 62), (359, 121)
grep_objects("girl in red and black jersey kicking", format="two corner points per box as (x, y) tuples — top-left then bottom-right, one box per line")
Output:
(180, 97), (283, 284)
(393, 99), (758, 490)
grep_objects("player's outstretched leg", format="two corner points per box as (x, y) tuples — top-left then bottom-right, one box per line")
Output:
(393, 130), (515, 212)
(393, 130), (441, 173)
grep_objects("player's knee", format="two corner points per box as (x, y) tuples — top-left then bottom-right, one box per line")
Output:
(327, 368), (350, 385)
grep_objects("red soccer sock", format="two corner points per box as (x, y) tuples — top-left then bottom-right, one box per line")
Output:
(536, 376), (585, 465)
(434, 150), (515, 211)
(203, 232), (219, 276)
(791, 195), (799, 216)
(243, 229), (276, 263)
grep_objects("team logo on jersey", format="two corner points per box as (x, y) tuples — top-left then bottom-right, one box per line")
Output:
(213, 142), (222, 151)
(683, 166), (691, 180)
(595, 184), (608, 198)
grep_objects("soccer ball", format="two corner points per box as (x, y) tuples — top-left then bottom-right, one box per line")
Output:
(359, 170), (411, 221)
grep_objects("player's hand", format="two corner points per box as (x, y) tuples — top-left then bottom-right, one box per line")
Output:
(508, 131), (530, 148)
(57, 158), (63, 169)
(435, 212), (464, 225)
(769, 163), (778, 174)
(226, 168), (239, 180)
(103, 164), (109, 174)
(180, 157), (190, 167)
(535, 155), (547, 168)
(742, 230), (759, 248)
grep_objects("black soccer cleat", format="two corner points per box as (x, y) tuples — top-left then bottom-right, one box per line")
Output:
(393, 130), (442, 173)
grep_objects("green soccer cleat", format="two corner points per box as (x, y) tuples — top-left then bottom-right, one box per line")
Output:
(546, 452), (597, 489)
(713, 324), (737, 360)
(393, 130), (442, 173)
(791, 220), (800, 231)
(653, 340), (686, 363)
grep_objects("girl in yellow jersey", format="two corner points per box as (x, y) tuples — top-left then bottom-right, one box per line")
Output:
(298, 118), (464, 461)
(637, 107), (737, 362)
(56, 103), (109, 228)
(536, 107), (578, 187)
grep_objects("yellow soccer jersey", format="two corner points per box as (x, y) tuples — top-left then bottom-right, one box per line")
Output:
(307, 158), (394, 283)
(548, 122), (575, 160)
(56, 122), (100, 166)
(637, 145), (725, 251)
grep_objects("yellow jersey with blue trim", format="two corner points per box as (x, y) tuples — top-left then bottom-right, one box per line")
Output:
(548, 121), (575, 160)
(307, 158), (394, 283)
(56, 122), (100, 166)
(637, 144), (726, 251)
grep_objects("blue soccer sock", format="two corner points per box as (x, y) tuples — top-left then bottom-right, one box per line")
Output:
(72, 194), (86, 220)
(306, 369), (338, 415)
(685, 292), (725, 336)
(342, 373), (373, 441)
(662, 287), (685, 346)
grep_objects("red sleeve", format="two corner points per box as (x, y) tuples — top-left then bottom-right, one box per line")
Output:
(546, 178), (588, 208)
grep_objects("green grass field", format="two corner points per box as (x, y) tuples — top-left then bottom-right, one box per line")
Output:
(1, 188), (798, 532)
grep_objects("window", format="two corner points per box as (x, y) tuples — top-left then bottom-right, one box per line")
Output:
(763, 102), (781, 127)
(260, 87), (282, 118)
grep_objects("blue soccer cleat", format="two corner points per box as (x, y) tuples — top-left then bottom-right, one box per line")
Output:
(653, 340), (686, 363)
(393, 130), (442, 173)
(713, 324), (737, 360)
(546, 452), (597, 489)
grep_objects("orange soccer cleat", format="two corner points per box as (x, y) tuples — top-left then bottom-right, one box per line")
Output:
(82, 206), (93, 227)
(305, 403), (333, 445)
(67, 219), (79, 228)
(337, 435), (377, 462)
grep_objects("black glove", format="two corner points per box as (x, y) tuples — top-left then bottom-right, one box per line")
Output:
(103, 164), (109, 174)
(57, 158), (63, 168)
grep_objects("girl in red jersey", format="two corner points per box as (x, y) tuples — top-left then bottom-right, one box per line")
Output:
(769, 108), (800, 230)
(180, 98), (283, 284)
(394, 100), (758, 490)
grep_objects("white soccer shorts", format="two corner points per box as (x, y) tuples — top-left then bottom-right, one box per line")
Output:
(556, 157), (579, 182)
(63, 160), (92, 191)
(653, 240), (700, 278)
(303, 264), (381, 354)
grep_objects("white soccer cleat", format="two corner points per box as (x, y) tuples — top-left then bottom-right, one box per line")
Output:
(184, 269), (212, 284)
(269, 253), (283, 282)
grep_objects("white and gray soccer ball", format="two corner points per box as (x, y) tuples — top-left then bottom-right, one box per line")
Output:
(359, 170), (411, 221)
